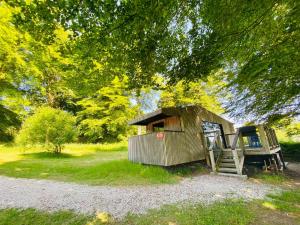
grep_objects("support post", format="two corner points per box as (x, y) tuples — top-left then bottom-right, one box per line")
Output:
(137, 126), (142, 135)
(232, 150), (241, 175)
(257, 125), (270, 153)
(278, 150), (287, 169)
(209, 150), (216, 172)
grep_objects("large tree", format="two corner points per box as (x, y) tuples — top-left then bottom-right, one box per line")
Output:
(197, 0), (300, 123)
(0, 2), (27, 140)
(5, 0), (300, 123)
(76, 76), (139, 143)
(159, 77), (225, 114)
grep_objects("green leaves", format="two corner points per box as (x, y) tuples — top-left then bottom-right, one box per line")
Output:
(159, 76), (225, 114)
(1, 0), (299, 129)
(77, 76), (139, 143)
(202, 0), (300, 122)
(17, 107), (77, 152)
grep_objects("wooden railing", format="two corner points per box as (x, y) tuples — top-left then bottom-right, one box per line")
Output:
(230, 128), (244, 175)
(231, 129), (240, 150)
(207, 132), (222, 173)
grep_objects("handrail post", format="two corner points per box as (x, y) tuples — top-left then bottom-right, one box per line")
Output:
(232, 150), (240, 173)
(231, 129), (242, 175)
(208, 134), (218, 173)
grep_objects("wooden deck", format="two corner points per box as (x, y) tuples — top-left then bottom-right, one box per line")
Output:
(211, 125), (283, 176)
(244, 147), (281, 155)
(221, 147), (281, 156)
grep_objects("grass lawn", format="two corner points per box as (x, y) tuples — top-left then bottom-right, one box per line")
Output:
(0, 189), (299, 225)
(253, 172), (290, 185)
(0, 143), (203, 185)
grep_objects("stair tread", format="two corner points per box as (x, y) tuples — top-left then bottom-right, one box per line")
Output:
(219, 167), (237, 170)
(220, 163), (236, 167)
(212, 172), (247, 179)
(218, 168), (237, 173)
(221, 159), (234, 162)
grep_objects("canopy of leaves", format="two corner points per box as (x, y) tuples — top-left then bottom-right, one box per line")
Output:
(0, 2), (79, 118)
(0, 3), (25, 140)
(77, 76), (139, 143)
(2, 0), (299, 126)
(159, 76), (225, 114)
(199, 0), (300, 122)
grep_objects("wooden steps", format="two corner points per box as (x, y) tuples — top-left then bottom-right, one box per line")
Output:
(221, 158), (234, 163)
(216, 151), (246, 177)
(208, 128), (247, 178)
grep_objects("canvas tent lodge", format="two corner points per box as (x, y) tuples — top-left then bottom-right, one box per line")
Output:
(128, 105), (285, 176)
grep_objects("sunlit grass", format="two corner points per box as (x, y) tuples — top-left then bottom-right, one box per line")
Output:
(0, 143), (127, 165)
(64, 142), (128, 156)
(0, 200), (254, 225)
(0, 143), (190, 185)
(265, 189), (300, 213)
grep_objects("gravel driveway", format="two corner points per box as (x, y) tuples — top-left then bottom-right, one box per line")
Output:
(0, 175), (277, 218)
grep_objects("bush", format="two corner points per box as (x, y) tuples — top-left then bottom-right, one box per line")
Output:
(17, 107), (77, 153)
(280, 142), (300, 161)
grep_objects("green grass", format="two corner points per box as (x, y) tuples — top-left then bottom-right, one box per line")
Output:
(0, 209), (91, 225)
(265, 189), (300, 213)
(254, 172), (289, 185)
(0, 143), (195, 185)
(121, 200), (253, 225)
(0, 200), (253, 225)
(1, 190), (299, 225)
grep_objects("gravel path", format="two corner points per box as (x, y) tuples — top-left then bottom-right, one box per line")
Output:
(0, 175), (277, 218)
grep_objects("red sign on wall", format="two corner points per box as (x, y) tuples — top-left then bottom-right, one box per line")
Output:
(156, 132), (164, 140)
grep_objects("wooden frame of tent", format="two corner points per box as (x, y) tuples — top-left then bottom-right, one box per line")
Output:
(128, 105), (234, 166)
(128, 105), (285, 176)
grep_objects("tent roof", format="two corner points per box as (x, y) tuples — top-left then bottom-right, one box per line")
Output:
(128, 105), (234, 126)
(128, 107), (181, 125)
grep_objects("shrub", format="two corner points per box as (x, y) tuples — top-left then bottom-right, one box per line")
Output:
(280, 142), (300, 161)
(17, 107), (77, 153)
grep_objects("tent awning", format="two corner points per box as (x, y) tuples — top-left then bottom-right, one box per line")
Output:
(128, 108), (179, 125)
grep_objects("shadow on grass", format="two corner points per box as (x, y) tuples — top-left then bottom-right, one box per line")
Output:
(165, 160), (208, 176)
(21, 152), (79, 159)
